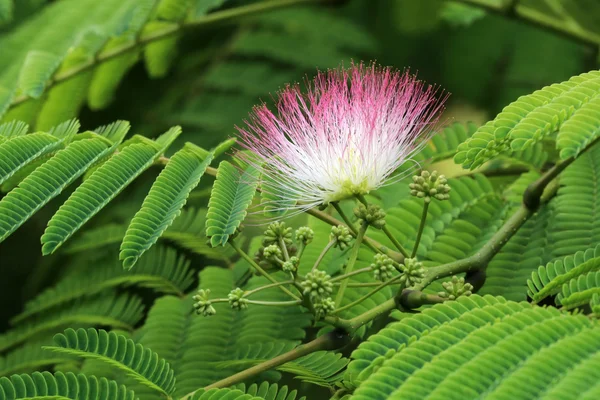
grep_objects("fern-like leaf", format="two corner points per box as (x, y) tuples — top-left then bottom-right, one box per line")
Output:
(41, 127), (181, 254)
(18, 50), (62, 99)
(12, 246), (194, 324)
(206, 161), (260, 247)
(528, 244), (600, 302)
(0, 136), (116, 243)
(455, 70), (600, 169)
(120, 144), (213, 269)
(45, 328), (176, 397)
(0, 133), (64, 186)
(0, 371), (137, 400)
(348, 295), (600, 400)
(0, 292), (144, 352)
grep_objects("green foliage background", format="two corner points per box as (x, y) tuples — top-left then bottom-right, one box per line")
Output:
(1, 0), (600, 399)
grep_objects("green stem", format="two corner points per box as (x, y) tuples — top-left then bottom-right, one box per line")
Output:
(9, 0), (330, 110)
(333, 275), (403, 314)
(246, 299), (302, 306)
(382, 225), (410, 258)
(190, 330), (350, 396)
(305, 207), (403, 262)
(332, 202), (357, 234)
(356, 194), (369, 206)
(279, 237), (290, 261)
(345, 298), (397, 331)
(229, 241), (300, 301)
(330, 267), (373, 283)
(334, 221), (368, 307)
(312, 240), (335, 271)
(243, 280), (295, 297)
(412, 201), (429, 258)
(399, 290), (446, 309)
(450, 0), (600, 47)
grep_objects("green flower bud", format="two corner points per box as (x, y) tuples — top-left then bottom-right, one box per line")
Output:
(263, 244), (283, 260)
(192, 289), (216, 317)
(301, 270), (333, 301)
(314, 297), (335, 319)
(263, 221), (293, 247)
(330, 225), (353, 250)
(370, 253), (396, 281)
(228, 287), (248, 310)
(354, 204), (386, 229)
(409, 170), (451, 203)
(438, 276), (473, 300)
(283, 256), (300, 273)
(398, 258), (425, 288)
(295, 226), (314, 245)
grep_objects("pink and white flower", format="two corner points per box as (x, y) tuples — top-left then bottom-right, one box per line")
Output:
(236, 62), (447, 212)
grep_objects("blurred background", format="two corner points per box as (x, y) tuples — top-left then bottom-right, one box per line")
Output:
(0, 0), (598, 329)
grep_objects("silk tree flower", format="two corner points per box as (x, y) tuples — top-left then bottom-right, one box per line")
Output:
(236, 62), (447, 212)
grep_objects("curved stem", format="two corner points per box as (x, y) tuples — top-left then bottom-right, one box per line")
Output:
(305, 207), (403, 262)
(334, 221), (368, 307)
(450, 0), (600, 47)
(229, 241), (300, 301)
(333, 275), (403, 315)
(187, 330), (350, 397)
(246, 299), (302, 306)
(243, 280), (295, 297)
(330, 267), (373, 283)
(412, 201), (430, 258)
(279, 237), (290, 261)
(9, 0), (329, 110)
(312, 240), (335, 271)
(382, 225), (410, 258)
(332, 202), (357, 234)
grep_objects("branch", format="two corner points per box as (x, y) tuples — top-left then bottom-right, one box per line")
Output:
(450, 0), (600, 47)
(181, 329), (350, 398)
(326, 135), (600, 331)
(9, 0), (331, 110)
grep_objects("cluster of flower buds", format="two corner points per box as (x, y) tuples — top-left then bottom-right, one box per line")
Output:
(301, 270), (333, 302)
(370, 254), (396, 281)
(295, 227), (314, 245)
(398, 258), (425, 288)
(262, 221), (293, 247)
(255, 222), (314, 272)
(438, 276), (473, 300)
(228, 288), (248, 311)
(313, 297), (336, 320)
(409, 170), (451, 203)
(193, 289), (216, 317)
(263, 244), (283, 261)
(354, 204), (386, 229)
(282, 256), (300, 273)
(330, 225), (353, 250)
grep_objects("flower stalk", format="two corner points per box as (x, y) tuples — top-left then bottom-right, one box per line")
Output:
(229, 240), (300, 300)
(334, 221), (368, 307)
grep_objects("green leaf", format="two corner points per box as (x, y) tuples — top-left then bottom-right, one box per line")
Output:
(0, 120), (28, 142)
(0, 133), (64, 186)
(205, 161), (260, 247)
(0, 371), (137, 400)
(12, 246), (194, 324)
(41, 127), (180, 255)
(156, 0), (193, 21)
(528, 244), (600, 302)
(454, 70), (600, 169)
(18, 50), (62, 99)
(0, 292), (143, 353)
(45, 328), (176, 397)
(120, 144), (213, 269)
(348, 295), (600, 399)
(0, 136), (115, 243)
